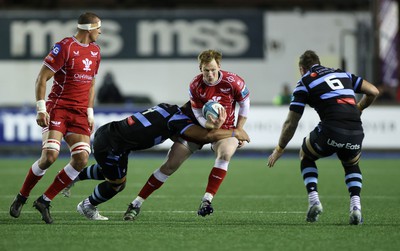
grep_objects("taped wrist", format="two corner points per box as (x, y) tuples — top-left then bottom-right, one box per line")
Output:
(87, 108), (94, 120)
(275, 145), (285, 153)
(36, 100), (46, 114)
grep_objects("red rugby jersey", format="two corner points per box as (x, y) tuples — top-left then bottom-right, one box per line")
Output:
(43, 36), (101, 109)
(189, 70), (250, 129)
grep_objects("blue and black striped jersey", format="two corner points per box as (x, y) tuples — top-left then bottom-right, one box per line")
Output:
(290, 64), (363, 130)
(101, 103), (195, 152)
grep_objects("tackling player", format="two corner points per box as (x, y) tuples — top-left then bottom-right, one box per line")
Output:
(9, 12), (102, 224)
(267, 50), (379, 225)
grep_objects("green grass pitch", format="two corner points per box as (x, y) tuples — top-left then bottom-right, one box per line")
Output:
(0, 155), (399, 251)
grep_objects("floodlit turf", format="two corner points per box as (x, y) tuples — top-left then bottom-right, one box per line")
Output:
(0, 155), (399, 251)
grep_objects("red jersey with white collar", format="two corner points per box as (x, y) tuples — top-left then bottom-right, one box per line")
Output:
(189, 70), (250, 129)
(44, 36), (101, 109)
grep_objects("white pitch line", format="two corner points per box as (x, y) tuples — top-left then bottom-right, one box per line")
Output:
(1, 194), (397, 199)
(0, 210), (304, 214)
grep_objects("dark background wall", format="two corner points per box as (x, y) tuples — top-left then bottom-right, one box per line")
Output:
(0, 0), (371, 10)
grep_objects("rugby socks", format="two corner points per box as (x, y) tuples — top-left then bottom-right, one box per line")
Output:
(205, 168), (227, 197)
(137, 168), (169, 200)
(203, 192), (214, 202)
(301, 157), (322, 206)
(88, 181), (119, 206)
(344, 164), (362, 197)
(308, 191), (320, 206)
(19, 160), (46, 198)
(344, 163), (362, 210)
(78, 163), (104, 181)
(350, 195), (361, 211)
(42, 164), (80, 201)
(132, 196), (145, 208)
(301, 157), (319, 194)
(204, 160), (229, 200)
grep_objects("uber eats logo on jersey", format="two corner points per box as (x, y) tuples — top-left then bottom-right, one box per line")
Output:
(6, 13), (262, 59)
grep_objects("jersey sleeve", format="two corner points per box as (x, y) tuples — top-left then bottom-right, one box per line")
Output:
(167, 112), (195, 135)
(349, 73), (363, 93)
(233, 76), (250, 102)
(289, 81), (307, 114)
(189, 78), (204, 109)
(43, 39), (68, 73)
(94, 45), (101, 76)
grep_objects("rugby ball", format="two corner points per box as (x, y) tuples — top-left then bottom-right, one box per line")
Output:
(202, 101), (224, 120)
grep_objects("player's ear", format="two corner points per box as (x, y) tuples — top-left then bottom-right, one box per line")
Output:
(299, 67), (305, 75)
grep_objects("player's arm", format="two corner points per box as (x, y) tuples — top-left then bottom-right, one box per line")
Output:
(192, 106), (226, 129)
(236, 98), (250, 129)
(277, 110), (302, 149)
(87, 78), (96, 133)
(182, 124), (250, 144)
(236, 115), (247, 149)
(236, 115), (247, 129)
(357, 80), (379, 113)
(267, 110), (302, 167)
(35, 65), (54, 127)
(236, 98), (249, 147)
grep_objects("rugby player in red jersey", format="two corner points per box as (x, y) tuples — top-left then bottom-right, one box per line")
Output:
(10, 12), (102, 224)
(188, 50), (250, 216)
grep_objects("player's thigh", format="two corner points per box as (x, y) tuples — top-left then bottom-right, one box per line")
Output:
(42, 129), (63, 142)
(39, 130), (64, 165)
(48, 108), (68, 134)
(68, 108), (92, 136)
(301, 126), (335, 160)
(94, 150), (129, 180)
(213, 137), (239, 160)
(64, 133), (91, 146)
(64, 133), (91, 157)
(337, 133), (364, 164)
(168, 141), (193, 163)
(160, 142), (193, 174)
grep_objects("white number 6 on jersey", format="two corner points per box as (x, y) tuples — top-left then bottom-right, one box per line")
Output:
(325, 75), (344, 90)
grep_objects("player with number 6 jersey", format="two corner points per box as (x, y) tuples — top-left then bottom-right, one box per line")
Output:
(290, 63), (363, 128)
(267, 50), (379, 225)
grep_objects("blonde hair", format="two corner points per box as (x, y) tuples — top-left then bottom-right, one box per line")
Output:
(198, 50), (222, 70)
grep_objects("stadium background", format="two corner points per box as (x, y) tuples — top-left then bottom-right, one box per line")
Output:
(1, 2), (399, 251)
(0, 0), (399, 153)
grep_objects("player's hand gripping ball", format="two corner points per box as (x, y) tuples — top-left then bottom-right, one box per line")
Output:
(202, 101), (224, 121)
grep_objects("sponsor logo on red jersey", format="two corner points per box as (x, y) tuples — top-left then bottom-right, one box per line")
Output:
(51, 44), (61, 56)
(45, 55), (55, 63)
